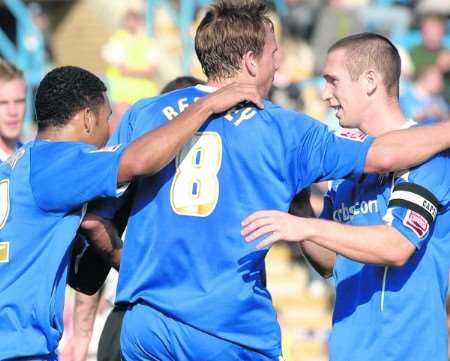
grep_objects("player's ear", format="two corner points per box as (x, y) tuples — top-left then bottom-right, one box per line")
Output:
(243, 51), (258, 77)
(83, 107), (95, 135)
(366, 69), (378, 96)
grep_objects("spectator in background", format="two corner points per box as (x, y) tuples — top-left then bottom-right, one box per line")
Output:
(282, 0), (324, 39)
(28, 2), (55, 71)
(310, 0), (365, 73)
(409, 14), (450, 102)
(0, 59), (25, 162)
(102, 7), (159, 130)
(400, 64), (448, 121)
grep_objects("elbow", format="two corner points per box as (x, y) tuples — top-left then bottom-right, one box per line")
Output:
(320, 270), (333, 279)
(120, 154), (160, 182)
(366, 146), (396, 173)
(382, 248), (413, 267)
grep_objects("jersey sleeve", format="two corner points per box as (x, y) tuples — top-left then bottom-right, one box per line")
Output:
(319, 182), (336, 221)
(297, 122), (374, 186)
(88, 99), (162, 220)
(87, 184), (135, 221)
(383, 153), (450, 249)
(30, 142), (127, 213)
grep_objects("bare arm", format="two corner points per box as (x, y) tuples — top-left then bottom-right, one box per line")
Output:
(68, 291), (101, 361)
(118, 83), (263, 183)
(300, 240), (335, 278)
(365, 119), (450, 173)
(242, 211), (415, 267)
(288, 189), (335, 277)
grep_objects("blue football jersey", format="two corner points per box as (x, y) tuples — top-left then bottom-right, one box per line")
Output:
(0, 140), (126, 359)
(0, 140), (23, 163)
(94, 85), (374, 358)
(322, 152), (450, 361)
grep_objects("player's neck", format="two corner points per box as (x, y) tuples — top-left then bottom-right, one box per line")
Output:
(207, 78), (236, 89)
(0, 136), (17, 156)
(36, 125), (83, 143)
(207, 73), (250, 89)
(360, 99), (408, 137)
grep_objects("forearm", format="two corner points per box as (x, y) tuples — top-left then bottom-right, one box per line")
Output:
(303, 218), (414, 266)
(300, 240), (335, 278)
(71, 291), (101, 360)
(118, 96), (213, 182)
(80, 214), (122, 270)
(365, 120), (450, 173)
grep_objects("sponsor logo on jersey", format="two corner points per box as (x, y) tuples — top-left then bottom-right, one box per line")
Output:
(333, 199), (379, 222)
(334, 129), (368, 142)
(403, 210), (429, 238)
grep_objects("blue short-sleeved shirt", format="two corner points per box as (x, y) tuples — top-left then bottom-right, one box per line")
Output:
(0, 140), (126, 359)
(322, 144), (450, 361)
(92, 85), (374, 358)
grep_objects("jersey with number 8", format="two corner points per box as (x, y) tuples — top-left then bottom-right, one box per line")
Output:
(171, 132), (222, 217)
(93, 84), (374, 359)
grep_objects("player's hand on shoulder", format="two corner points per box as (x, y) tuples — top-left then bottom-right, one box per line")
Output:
(204, 83), (264, 113)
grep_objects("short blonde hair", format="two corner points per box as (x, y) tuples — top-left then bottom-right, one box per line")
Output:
(0, 58), (24, 82)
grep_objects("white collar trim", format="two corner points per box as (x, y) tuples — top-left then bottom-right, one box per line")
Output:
(400, 119), (417, 129)
(195, 84), (218, 93)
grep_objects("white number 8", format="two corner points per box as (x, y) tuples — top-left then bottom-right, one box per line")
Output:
(170, 132), (222, 217)
(0, 180), (10, 229)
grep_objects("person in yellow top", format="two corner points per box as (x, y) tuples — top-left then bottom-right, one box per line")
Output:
(102, 8), (159, 127)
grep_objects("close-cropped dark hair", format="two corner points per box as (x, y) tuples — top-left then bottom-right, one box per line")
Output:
(195, 0), (273, 81)
(329, 33), (401, 97)
(160, 76), (205, 94)
(35, 66), (107, 131)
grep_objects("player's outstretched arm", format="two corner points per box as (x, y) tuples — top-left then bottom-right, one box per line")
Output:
(242, 210), (415, 267)
(365, 118), (450, 173)
(118, 83), (263, 183)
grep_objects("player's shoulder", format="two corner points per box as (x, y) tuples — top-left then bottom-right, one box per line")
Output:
(394, 151), (450, 205)
(261, 100), (319, 132)
(30, 140), (97, 167)
(31, 139), (94, 153)
(332, 128), (369, 143)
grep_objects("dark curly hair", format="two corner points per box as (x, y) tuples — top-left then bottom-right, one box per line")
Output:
(35, 66), (107, 131)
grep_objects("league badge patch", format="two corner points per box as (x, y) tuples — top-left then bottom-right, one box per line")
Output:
(403, 210), (429, 238)
(334, 129), (368, 142)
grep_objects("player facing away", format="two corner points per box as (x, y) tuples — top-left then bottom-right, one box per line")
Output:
(86, 1), (450, 360)
(0, 65), (263, 360)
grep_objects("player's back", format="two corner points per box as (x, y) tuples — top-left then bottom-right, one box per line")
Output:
(112, 85), (371, 357)
(0, 143), (73, 358)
